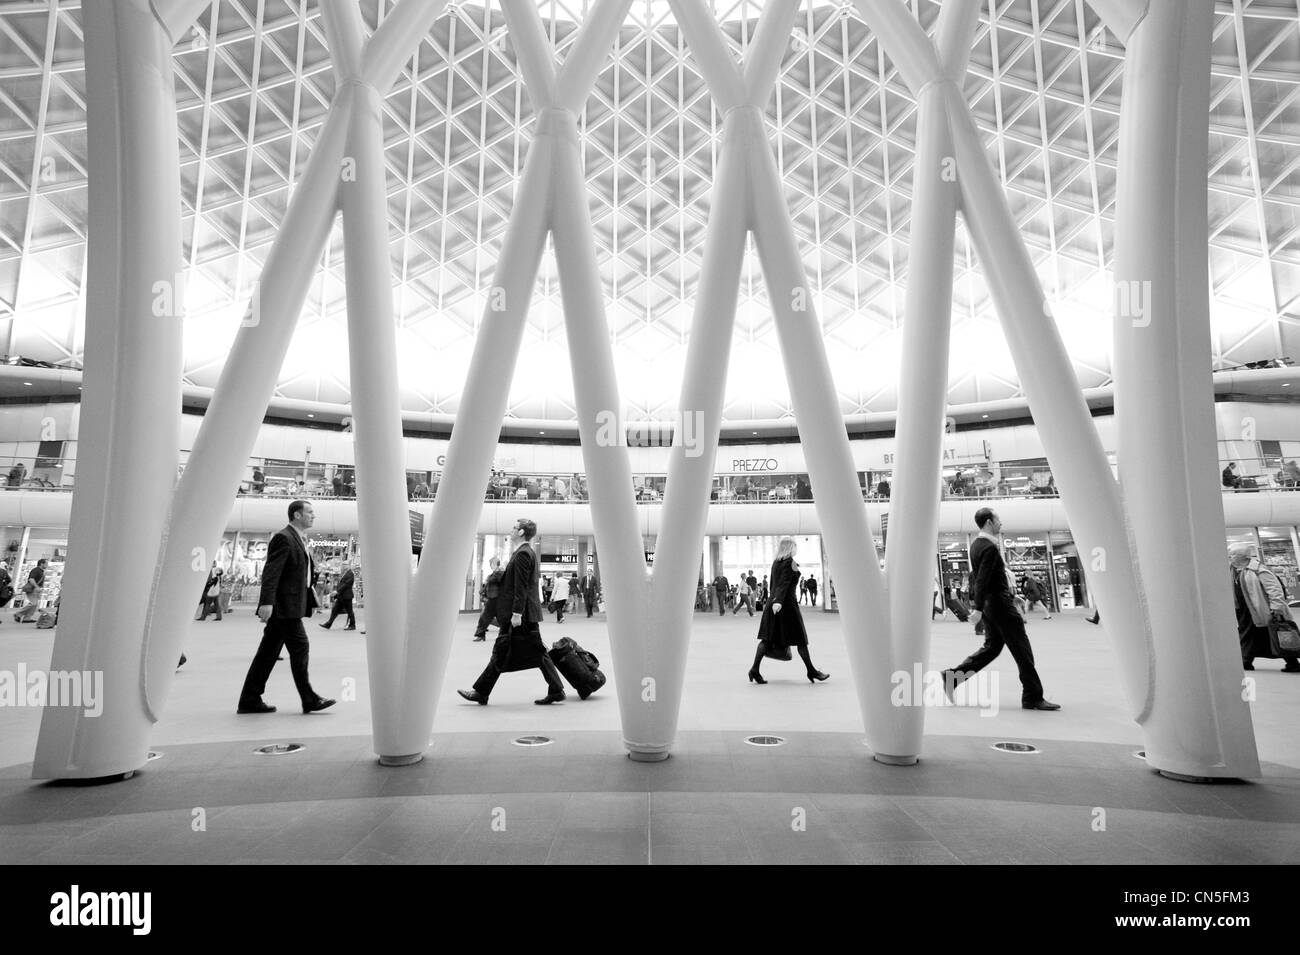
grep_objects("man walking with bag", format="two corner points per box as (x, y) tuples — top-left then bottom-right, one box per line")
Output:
(458, 518), (566, 705)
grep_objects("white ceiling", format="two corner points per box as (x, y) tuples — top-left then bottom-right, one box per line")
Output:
(0, 0), (1297, 423)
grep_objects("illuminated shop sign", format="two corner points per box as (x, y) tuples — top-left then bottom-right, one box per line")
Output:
(732, 458), (779, 472)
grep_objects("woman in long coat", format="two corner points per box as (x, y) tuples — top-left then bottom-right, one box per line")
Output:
(749, 537), (829, 684)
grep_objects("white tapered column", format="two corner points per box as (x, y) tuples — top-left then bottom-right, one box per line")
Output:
(880, 0), (979, 759)
(548, 110), (655, 754)
(1111, 0), (1257, 778)
(882, 83), (960, 756)
(746, 109), (898, 758)
(339, 79), (417, 759)
(34, 0), (190, 779)
(401, 139), (555, 752)
(647, 118), (750, 759)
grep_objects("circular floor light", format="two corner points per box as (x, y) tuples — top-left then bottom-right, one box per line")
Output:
(991, 741), (1040, 754)
(146, 751), (164, 762)
(744, 735), (786, 747)
(1133, 750), (1147, 760)
(512, 735), (554, 747)
(253, 743), (305, 756)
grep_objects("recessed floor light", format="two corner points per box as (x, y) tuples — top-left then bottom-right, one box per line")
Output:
(254, 743), (304, 755)
(991, 741), (1040, 754)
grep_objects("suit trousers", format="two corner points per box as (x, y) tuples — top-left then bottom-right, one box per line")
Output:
(239, 616), (319, 707)
(472, 624), (564, 699)
(324, 597), (354, 628)
(950, 604), (1045, 704)
(473, 598), (498, 639)
(199, 595), (223, 621)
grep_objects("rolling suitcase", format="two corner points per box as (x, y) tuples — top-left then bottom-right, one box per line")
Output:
(548, 637), (607, 699)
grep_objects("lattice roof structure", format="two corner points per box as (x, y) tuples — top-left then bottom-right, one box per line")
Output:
(0, 0), (1297, 422)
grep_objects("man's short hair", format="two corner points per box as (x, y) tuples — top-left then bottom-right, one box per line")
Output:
(974, 507), (995, 529)
(289, 499), (310, 522)
(516, 518), (537, 541)
(36, 558), (47, 566)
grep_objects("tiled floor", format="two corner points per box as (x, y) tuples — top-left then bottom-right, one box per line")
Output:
(2, 607), (1298, 864)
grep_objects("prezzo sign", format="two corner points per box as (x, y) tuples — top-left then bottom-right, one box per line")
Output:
(732, 458), (779, 472)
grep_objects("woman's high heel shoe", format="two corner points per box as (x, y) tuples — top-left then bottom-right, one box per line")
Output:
(748, 669), (767, 684)
(807, 670), (829, 683)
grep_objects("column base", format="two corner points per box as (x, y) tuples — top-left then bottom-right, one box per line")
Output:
(872, 753), (919, 766)
(626, 750), (670, 763)
(50, 769), (138, 785)
(378, 753), (424, 767)
(1156, 769), (1232, 784)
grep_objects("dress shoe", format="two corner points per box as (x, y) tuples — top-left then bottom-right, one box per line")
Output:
(237, 701), (276, 714)
(807, 670), (830, 683)
(534, 690), (566, 705)
(343, 626), (356, 631)
(1243, 662), (1255, 670)
(458, 689), (488, 705)
(1283, 663), (1300, 673)
(1022, 699), (1061, 711)
(472, 636), (486, 642)
(303, 697), (336, 714)
(747, 669), (767, 684)
(319, 623), (331, 629)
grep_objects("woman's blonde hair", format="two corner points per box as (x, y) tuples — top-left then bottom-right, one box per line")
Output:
(776, 537), (797, 560)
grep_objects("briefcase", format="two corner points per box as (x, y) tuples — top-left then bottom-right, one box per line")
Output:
(1269, 617), (1300, 655)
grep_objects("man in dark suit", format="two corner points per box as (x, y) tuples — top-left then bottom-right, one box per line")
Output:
(580, 570), (599, 617)
(942, 508), (1059, 710)
(237, 500), (335, 714)
(713, 573), (729, 616)
(472, 556), (503, 641)
(458, 518), (565, 705)
(319, 561), (356, 630)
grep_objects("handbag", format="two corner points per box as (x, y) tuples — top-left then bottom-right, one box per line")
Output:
(760, 639), (793, 662)
(1269, 616), (1300, 655)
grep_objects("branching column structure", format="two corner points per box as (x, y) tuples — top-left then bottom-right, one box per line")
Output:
(666, 0), (906, 760)
(855, 0), (1257, 777)
(399, 0), (722, 763)
(34, 0), (449, 779)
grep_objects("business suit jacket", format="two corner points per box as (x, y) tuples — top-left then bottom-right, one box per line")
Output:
(496, 545), (542, 627)
(491, 544), (546, 671)
(969, 535), (1015, 616)
(335, 569), (355, 601)
(258, 525), (318, 619)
